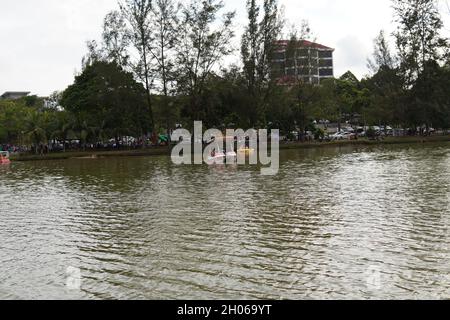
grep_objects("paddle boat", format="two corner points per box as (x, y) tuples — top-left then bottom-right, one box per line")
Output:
(206, 136), (237, 165)
(237, 147), (255, 156)
(207, 150), (226, 165)
(206, 149), (239, 164)
(0, 151), (11, 165)
(226, 150), (237, 158)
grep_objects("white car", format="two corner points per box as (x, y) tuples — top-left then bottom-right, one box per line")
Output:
(330, 132), (345, 140)
(331, 131), (355, 141)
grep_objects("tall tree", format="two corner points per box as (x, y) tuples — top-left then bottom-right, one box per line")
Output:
(336, 72), (360, 132)
(259, 0), (282, 86)
(149, 0), (179, 134)
(81, 40), (104, 69)
(284, 23), (319, 138)
(393, 0), (447, 130)
(241, 0), (282, 126)
(365, 30), (405, 129)
(241, 0), (260, 95)
(102, 10), (131, 67)
(284, 22), (315, 81)
(150, 0), (179, 98)
(367, 30), (396, 73)
(120, 0), (155, 130)
(175, 0), (235, 122)
(61, 61), (151, 141)
(393, 0), (447, 82)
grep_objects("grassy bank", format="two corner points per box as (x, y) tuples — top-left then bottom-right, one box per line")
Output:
(10, 147), (171, 162)
(279, 135), (450, 150)
(10, 135), (450, 162)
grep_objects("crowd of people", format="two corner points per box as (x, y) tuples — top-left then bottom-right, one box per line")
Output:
(0, 144), (25, 154)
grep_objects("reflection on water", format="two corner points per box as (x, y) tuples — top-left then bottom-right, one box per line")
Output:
(0, 143), (450, 299)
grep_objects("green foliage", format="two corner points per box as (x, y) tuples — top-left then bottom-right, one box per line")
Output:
(175, 0), (236, 121)
(359, 0), (450, 130)
(241, 0), (282, 126)
(0, 99), (67, 152)
(61, 61), (151, 139)
(314, 127), (325, 141)
(366, 127), (377, 140)
(2, 0), (450, 152)
(0, 100), (28, 143)
(22, 95), (41, 108)
(23, 110), (50, 150)
(120, 0), (155, 129)
(102, 10), (131, 66)
(393, 0), (447, 82)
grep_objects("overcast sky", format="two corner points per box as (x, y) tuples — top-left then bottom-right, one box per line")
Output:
(1, 0), (449, 96)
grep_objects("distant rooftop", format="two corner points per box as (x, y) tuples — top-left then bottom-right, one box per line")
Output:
(0, 91), (31, 100)
(275, 40), (334, 51)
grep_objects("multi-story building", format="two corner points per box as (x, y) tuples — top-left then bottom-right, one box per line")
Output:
(0, 91), (30, 100)
(272, 40), (334, 85)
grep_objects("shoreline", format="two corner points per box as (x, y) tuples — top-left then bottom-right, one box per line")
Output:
(9, 135), (450, 162)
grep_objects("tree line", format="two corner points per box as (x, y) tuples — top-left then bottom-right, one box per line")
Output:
(1, 0), (449, 152)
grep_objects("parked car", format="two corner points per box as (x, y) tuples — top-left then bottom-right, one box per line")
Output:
(330, 132), (347, 141)
(330, 132), (343, 141)
(330, 131), (356, 141)
(342, 132), (356, 140)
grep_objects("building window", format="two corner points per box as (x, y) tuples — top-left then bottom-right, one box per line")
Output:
(286, 68), (296, 76)
(309, 49), (318, 58)
(319, 59), (333, 67)
(319, 51), (333, 58)
(273, 52), (285, 60)
(319, 68), (334, 76)
(297, 49), (310, 57)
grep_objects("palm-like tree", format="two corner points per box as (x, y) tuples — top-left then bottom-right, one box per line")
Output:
(76, 120), (95, 151)
(51, 112), (76, 152)
(24, 110), (48, 154)
(92, 120), (110, 147)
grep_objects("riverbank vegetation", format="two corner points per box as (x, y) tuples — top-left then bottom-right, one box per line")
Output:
(1, 0), (449, 155)
(10, 135), (450, 162)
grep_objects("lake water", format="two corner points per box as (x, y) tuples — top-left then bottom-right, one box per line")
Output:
(1, 143), (450, 300)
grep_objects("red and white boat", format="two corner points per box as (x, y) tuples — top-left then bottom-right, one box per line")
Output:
(206, 137), (237, 165)
(207, 150), (226, 165)
(0, 151), (11, 165)
(206, 150), (237, 165)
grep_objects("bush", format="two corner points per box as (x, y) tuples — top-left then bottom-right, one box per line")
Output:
(286, 132), (297, 141)
(314, 128), (325, 141)
(366, 127), (377, 140)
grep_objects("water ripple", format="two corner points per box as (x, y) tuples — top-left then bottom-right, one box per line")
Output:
(0, 143), (450, 299)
